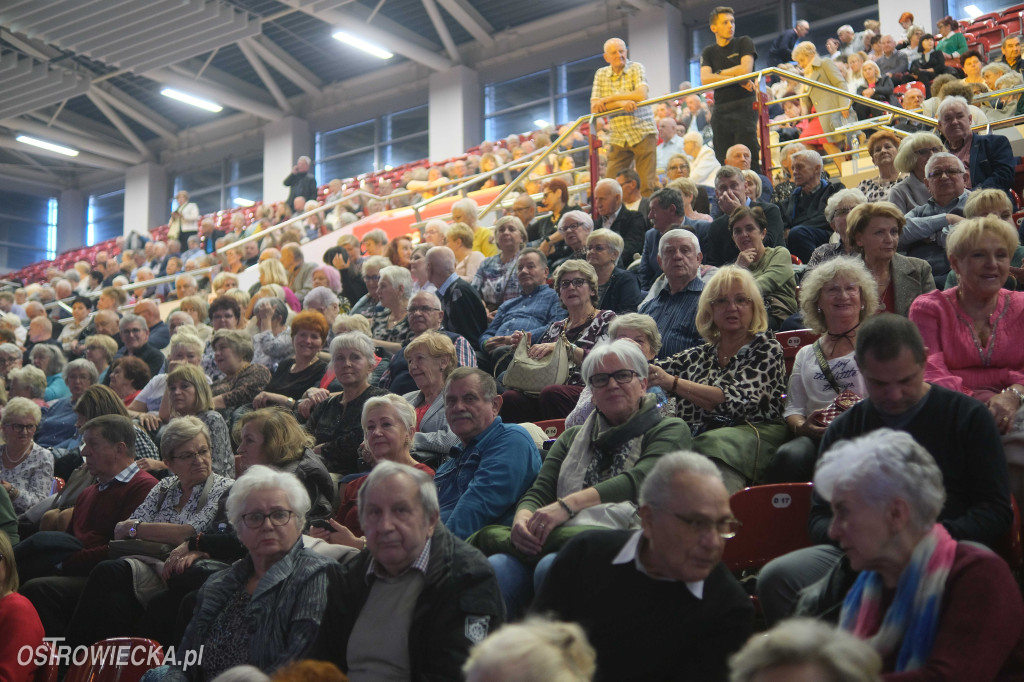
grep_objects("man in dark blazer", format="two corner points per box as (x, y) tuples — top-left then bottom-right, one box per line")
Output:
(783, 149), (845, 263)
(700, 166), (786, 267)
(426, 246), (487, 350)
(594, 178), (646, 266)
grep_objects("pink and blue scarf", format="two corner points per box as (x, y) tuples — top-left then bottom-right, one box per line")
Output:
(839, 523), (957, 672)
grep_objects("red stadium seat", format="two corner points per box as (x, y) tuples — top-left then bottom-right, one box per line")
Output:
(722, 483), (815, 574)
(64, 638), (163, 682)
(49, 477), (65, 495)
(998, 13), (1023, 35)
(775, 329), (820, 375)
(34, 640), (58, 682)
(975, 25), (1008, 53)
(534, 419), (566, 439)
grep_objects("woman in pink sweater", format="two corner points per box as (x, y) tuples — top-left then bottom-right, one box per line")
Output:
(909, 215), (1024, 506)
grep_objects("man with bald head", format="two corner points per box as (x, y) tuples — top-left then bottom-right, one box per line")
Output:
(592, 37), (658, 196)
(133, 300), (169, 350)
(724, 144), (773, 204)
(656, 117), (686, 171)
(427, 246), (487, 350)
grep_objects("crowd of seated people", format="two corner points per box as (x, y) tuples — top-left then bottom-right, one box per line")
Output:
(2, 15), (1024, 678)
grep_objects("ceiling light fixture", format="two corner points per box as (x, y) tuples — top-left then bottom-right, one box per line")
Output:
(16, 135), (79, 157)
(964, 5), (983, 18)
(533, 119), (550, 128)
(161, 88), (223, 113)
(232, 197), (255, 207)
(332, 31), (394, 59)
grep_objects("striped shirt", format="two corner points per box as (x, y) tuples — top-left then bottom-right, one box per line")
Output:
(639, 275), (705, 358)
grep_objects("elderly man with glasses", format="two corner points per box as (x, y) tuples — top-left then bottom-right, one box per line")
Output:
(111, 313), (165, 378)
(900, 151), (971, 285)
(534, 451), (752, 681)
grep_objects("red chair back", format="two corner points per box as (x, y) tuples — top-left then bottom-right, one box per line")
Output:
(993, 495), (1023, 572)
(775, 329), (820, 375)
(722, 483), (815, 574)
(534, 418), (566, 439)
(33, 641), (58, 682)
(64, 638), (163, 682)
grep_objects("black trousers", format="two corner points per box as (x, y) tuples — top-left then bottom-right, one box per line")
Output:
(711, 100), (762, 173)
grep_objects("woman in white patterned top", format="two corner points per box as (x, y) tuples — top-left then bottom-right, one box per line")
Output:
(0, 398), (52, 514)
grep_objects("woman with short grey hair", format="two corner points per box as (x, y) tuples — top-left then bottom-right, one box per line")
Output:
(253, 297), (293, 373)
(815, 428), (1024, 678)
(888, 131), (943, 213)
(36, 358), (97, 448)
(373, 265), (414, 355)
(8, 365), (47, 405)
(30, 343), (69, 401)
(303, 332), (388, 476)
(0, 397), (52, 514)
(809, 188), (867, 268)
(473, 216), (528, 311)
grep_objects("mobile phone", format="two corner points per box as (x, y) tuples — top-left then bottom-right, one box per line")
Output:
(309, 519), (333, 530)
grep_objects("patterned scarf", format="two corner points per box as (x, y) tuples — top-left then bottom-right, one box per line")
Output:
(839, 524), (957, 671)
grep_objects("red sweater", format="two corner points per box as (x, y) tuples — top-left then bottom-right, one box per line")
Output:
(61, 470), (158, 575)
(883, 543), (1024, 681)
(0, 592), (44, 682)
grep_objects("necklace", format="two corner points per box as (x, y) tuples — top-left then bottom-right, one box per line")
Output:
(826, 322), (859, 356)
(2, 444), (31, 468)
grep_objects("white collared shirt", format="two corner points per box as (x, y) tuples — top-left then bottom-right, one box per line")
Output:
(611, 529), (704, 599)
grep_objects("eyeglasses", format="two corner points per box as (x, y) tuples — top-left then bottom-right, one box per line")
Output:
(589, 369), (639, 388)
(913, 146), (942, 156)
(560, 222), (586, 232)
(241, 509), (295, 529)
(4, 423), (36, 433)
(586, 244), (610, 253)
(928, 168), (962, 178)
(710, 295), (754, 308)
(121, 328), (145, 336)
(171, 446), (211, 463)
(363, 275), (380, 282)
(668, 164), (687, 171)
(558, 278), (589, 289)
(665, 510), (742, 539)
(409, 305), (442, 313)
(832, 207), (855, 217)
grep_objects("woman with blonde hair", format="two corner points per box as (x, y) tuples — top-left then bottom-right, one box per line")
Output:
(448, 222), (485, 280)
(887, 132), (943, 212)
(155, 364), (234, 477)
(648, 266), (787, 492)
(256, 259), (301, 311)
(945, 188), (1024, 288)
(666, 177), (712, 222)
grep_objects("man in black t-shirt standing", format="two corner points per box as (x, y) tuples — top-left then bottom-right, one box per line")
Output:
(700, 6), (761, 172)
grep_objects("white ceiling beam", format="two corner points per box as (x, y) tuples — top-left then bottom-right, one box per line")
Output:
(0, 28), (61, 61)
(6, 148), (63, 181)
(236, 40), (293, 114)
(170, 60), (286, 104)
(0, 117), (145, 164)
(433, 0), (495, 47)
(247, 36), (322, 96)
(147, 67), (286, 121)
(276, 0), (454, 72)
(0, 135), (130, 172)
(85, 90), (153, 160)
(420, 0), (461, 63)
(27, 109), (129, 148)
(90, 86), (179, 142)
(0, 164), (65, 190)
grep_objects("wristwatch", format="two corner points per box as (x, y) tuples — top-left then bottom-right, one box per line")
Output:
(128, 521), (139, 539)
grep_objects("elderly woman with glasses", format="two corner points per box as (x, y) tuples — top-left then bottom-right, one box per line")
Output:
(0, 398), (52, 515)
(63, 416), (232, 648)
(887, 132), (944, 213)
(36, 358), (97, 449)
(473, 216), (528, 311)
(548, 211), (593, 270)
(480, 338), (690, 616)
(816, 429), (1024, 679)
(647, 266), (787, 493)
(500, 260), (616, 423)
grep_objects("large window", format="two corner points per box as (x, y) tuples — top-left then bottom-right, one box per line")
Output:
(484, 54), (605, 141)
(173, 153), (264, 214)
(0, 191), (58, 269)
(316, 105), (429, 182)
(87, 188), (125, 246)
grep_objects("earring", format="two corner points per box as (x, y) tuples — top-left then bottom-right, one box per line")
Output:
(816, 307), (822, 313)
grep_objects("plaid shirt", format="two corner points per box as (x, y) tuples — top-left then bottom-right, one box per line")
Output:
(591, 60), (656, 147)
(367, 538), (431, 582)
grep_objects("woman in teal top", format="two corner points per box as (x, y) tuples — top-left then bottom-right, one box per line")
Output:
(936, 16), (967, 56)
